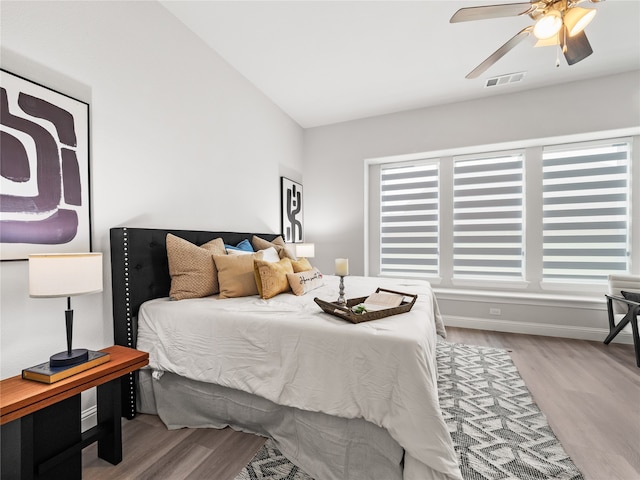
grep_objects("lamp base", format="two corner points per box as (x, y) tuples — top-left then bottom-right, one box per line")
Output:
(50, 348), (89, 367)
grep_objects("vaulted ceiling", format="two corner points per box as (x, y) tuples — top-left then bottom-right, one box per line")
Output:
(161, 0), (640, 128)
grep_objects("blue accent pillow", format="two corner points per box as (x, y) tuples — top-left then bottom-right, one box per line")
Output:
(225, 239), (254, 252)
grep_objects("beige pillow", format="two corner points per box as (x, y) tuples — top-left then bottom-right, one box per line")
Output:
(251, 235), (295, 259)
(283, 244), (298, 260)
(226, 249), (253, 256)
(291, 257), (313, 273)
(229, 247), (278, 264)
(214, 252), (263, 298)
(254, 257), (293, 299)
(287, 268), (324, 296)
(166, 234), (226, 300)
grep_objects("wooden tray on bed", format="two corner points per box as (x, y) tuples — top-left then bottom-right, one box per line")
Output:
(314, 288), (417, 324)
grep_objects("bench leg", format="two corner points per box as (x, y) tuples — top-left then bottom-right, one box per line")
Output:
(96, 378), (123, 464)
(630, 311), (640, 368)
(604, 312), (631, 345)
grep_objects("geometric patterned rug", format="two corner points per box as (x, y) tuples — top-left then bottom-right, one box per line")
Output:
(234, 439), (313, 480)
(234, 341), (583, 480)
(437, 342), (583, 480)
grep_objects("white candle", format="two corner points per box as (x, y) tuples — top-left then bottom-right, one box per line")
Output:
(335, 258), (349, 276)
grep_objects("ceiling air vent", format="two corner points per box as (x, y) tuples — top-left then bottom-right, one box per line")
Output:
(485, 72), (526, 88)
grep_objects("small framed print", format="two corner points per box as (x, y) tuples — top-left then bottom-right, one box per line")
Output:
(1, 70), (91, 260)
(281, 177), (304, 243)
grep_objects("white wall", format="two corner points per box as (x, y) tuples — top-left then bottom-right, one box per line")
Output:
(1, 1), (638, 419)
(0, 0), (303, 398)
(303, 71), (640, 340)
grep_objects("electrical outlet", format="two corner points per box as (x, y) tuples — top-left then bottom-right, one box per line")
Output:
(489, 307), (501, 316)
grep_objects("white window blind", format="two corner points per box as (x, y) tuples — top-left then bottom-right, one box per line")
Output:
(542, 140), (630, 282)
(453, 153), (524, 280)
(380, 162), (439, 277)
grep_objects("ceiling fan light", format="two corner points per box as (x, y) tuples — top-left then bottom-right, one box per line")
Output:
(564, 7), (596, 36)
(533, 10), (562, 39)
(534, 34), (560, 48)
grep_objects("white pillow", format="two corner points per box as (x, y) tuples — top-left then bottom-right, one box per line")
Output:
(287, 268), (324, 296)
(227, 249), (253, 256)
(259, 247), (281, 263)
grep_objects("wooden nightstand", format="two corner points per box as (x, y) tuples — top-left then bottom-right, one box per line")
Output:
(0, 345), (148, 480)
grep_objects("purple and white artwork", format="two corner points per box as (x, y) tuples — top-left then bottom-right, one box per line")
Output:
(1, 70), (90, 260)
(281, 177), (303, 243)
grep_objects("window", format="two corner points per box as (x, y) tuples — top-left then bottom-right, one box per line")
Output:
(453, 153), (525, 280)
(370, 134), (636, 292)
(542, 140), (631, 283)
(379, 162), (439, 278)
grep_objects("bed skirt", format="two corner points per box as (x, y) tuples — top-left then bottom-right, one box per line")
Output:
(138, 369), (404, 480)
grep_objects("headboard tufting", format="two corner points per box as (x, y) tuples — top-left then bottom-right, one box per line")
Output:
(110, 227), (279, 419)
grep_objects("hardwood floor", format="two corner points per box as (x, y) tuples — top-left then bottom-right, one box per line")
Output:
(83, 328), (639, 480)
(82, 414), (266, 480)
(445, 328), (640, 480)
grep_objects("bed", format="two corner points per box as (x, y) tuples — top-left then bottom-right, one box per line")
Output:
(110, 227), (462, 480)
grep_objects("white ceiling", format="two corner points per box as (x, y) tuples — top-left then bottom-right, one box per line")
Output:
(161, 0), (640, 128)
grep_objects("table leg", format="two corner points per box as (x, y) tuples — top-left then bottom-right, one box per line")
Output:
(1, 415), (34, 480)
(1, 395), (82, 480)
(96, 377), (122, 464)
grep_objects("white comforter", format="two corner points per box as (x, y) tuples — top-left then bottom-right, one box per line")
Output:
(137, 275), (462, 480)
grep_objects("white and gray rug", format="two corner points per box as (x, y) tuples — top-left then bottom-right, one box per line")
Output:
(234, 341), (583, 480)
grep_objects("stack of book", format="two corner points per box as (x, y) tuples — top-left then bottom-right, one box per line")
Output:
(22, 350), (110, 384)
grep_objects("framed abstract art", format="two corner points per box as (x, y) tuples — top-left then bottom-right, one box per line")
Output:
(0, 69), (91, 260)
(280, 177), (304, 243)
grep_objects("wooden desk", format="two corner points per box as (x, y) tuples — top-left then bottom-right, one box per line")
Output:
(0, 345), (148, 480)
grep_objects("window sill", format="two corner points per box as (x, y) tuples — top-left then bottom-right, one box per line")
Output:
(539, 281), (608, 294)
(378, 273), (443, 285)
(451, 278), (529, 289)
(433, 287), (604, 309)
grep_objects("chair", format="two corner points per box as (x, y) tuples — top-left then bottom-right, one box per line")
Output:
(604, 274), (640, 367)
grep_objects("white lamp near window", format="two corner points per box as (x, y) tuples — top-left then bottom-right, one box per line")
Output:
(29, 252), (103, 367)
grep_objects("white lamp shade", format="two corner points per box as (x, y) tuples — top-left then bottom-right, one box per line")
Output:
(294, 243), (315, 258)
(533, 10), (562, 39)
(564, 7), (596, 37)
(534, 33), (560, 47)
(29, 253), (103, 297)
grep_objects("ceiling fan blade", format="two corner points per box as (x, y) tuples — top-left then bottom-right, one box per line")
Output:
(563, 28), (593, 65)
(450, 3), (537, 23)
(466, 27), (533, 79)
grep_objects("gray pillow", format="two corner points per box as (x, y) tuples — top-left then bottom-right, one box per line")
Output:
(621, 290), (640, 304)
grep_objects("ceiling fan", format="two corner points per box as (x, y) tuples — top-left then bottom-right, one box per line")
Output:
(450, 0), (603, 79)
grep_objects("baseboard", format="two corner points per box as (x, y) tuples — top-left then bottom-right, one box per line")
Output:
(81, 405), (97, 432)
(443, 315), (634, 345)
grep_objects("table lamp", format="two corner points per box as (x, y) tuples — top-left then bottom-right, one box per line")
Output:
(28, 252), (103, 367)
(295, 243), (315, 258)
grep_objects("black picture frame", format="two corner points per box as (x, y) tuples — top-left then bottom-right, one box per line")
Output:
(0, 69), (91, 260)
(280, 177), (304, 243)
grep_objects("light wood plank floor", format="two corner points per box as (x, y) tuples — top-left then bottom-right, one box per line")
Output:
(83, 328), (639, 480)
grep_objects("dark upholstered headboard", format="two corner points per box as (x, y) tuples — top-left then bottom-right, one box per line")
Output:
(110, 227), (279, 418)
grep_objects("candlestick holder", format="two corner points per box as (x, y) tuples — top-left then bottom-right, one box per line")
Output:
(337, 275), (347, 306)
